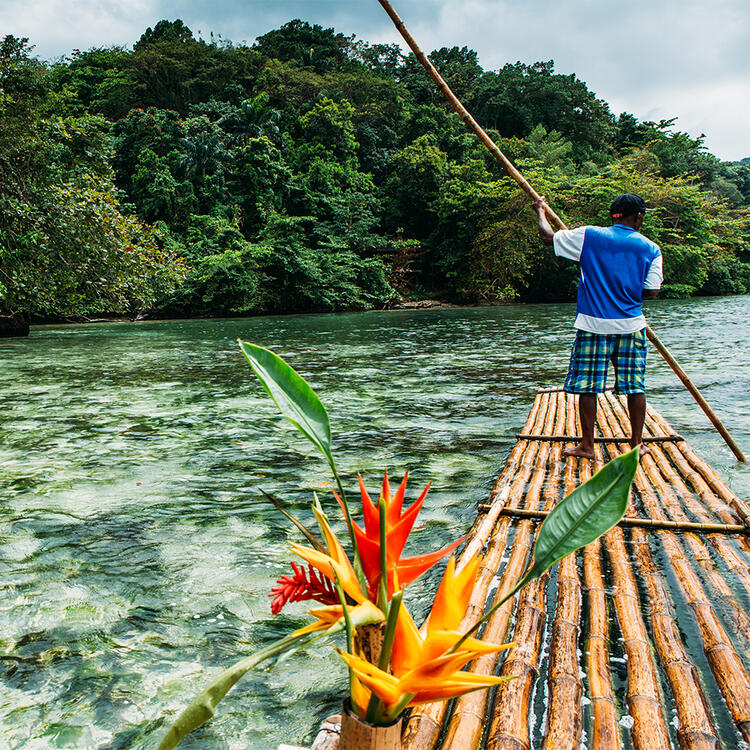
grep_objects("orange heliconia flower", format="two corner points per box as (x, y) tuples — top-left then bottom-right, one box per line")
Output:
(337, 471), (464, 601)
(340, 554), (514, 717)
(289, 505), (367, 605)
(292, 600), (383, 639)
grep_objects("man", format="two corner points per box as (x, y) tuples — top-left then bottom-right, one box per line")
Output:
(533, 193), (663, 459)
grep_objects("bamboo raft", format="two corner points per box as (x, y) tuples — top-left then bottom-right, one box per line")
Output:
(397, 389), (750, 750)
(291, 389), (750, 750)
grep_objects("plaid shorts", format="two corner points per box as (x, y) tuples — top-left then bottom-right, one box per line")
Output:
(564, 329), (647, 394)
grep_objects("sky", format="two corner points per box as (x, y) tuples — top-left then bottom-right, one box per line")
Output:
(3, 0), (749, 161)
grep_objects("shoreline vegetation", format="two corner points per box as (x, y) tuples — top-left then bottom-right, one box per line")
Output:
(1, 20), (749, 337)
(14, 291), (750, 334)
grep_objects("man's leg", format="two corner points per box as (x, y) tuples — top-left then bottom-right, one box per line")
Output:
(627, 393), (647, 452)
(613, 331), (649, 456)
(564, 393), (597, 459)
(563, 330), (604, 460)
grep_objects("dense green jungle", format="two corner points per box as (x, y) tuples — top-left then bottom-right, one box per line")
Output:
(1, 19), (749, 329)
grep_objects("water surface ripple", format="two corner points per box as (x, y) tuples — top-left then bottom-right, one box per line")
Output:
(1, 297), (748, 749)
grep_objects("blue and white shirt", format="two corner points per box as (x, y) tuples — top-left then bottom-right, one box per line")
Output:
(554, 224), (663, 334)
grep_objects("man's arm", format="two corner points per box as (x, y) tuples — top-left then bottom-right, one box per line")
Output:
(533, 196), (555, 245)
(642, 251), (663, 300)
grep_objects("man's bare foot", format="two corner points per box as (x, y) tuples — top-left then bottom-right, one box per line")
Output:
(631, 442), (650, 457)
(563, 443), (595, 459)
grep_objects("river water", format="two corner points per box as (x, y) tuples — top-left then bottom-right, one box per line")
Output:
(1, 297), (749, 749)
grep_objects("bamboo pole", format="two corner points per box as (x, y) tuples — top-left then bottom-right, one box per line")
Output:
(401, 394), (554, 750)
(440, 395), (569, 750)
(630, 528), (720, 750)
(609, 395), (750, 615)
(486, 394), (565, 750)
(597, 399), (750, 743)
(581, 535), (621, 749)
(376, 0), (748, 463)
(577, 410), (673, 750)
(542, 404), (583, 750)
(573, 398), (672, 750)
(646, 406), (750, 536)
(460, 391), (547, 564)
(484, 562), (548, 750)
(484, 507), (747, 535)
(516, 434), (683, 444)
(596, 481), (672, 749)
(644, 326), (747, 462)
(604, 397), (750, 645)
(573, 396), (622, 750)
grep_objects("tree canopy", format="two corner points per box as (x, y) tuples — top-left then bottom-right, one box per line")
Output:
(2, 20), (748, 325)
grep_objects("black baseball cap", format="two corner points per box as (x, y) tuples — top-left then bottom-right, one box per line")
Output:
(610, 193), (647, 219)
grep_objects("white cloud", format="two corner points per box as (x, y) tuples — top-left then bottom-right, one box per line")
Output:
(375, 0), (750, 159)
(1, 0), (158, 58)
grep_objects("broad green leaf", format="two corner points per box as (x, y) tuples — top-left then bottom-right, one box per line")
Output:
(520, 446), (638, 585)
(238, 340), (333, 469)
(157, 634), (302, 750)
(239, 341), (367, 591)
(454, 448), (638, 650)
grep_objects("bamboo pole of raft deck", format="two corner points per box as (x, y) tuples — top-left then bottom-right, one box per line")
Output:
(377, 0), (748, 463)
(484, 393), (569, 750)
(571, 393), (622, 750)
(594, 457), (672, 750)
(643, 414), (750, 569)
(644, 404), (749, 528)
(607, 395), (750, 636)
(574, 409), (670, 750)
(575, 405), (673, 750)
(458, 391), (547, 565)
(643, 326), (747, 462)
(603, 399), (750, 643)
(646, 405), (750, 538)
(486, 507), (748, 534)
(440, 395), (568, 750)
(401, 393), (555, 750)
(596, 402), (750, 743)
(541, 395), (583, 750)
(629, 528), (720, 750)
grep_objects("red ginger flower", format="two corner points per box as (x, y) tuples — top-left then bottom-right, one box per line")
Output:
(270, 562), (338, 615)
(337, 471), (465, 601)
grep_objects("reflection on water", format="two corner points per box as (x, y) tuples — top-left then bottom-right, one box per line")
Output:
(1, 296), (749, 748)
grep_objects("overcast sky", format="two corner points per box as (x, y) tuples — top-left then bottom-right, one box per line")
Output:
(4, 0), (748, 160)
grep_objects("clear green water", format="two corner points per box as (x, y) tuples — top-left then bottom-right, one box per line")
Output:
(1, 297), (749, 749)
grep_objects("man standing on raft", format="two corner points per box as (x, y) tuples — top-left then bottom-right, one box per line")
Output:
(533, 193), (663, 459)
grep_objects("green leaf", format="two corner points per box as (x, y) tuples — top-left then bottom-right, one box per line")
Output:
(520, 446), (638, 584)
(453, 448), (638, 650)
(158, 601), (383, 750)
(259, 489), (326, 553)
(238, 340), (333, 469)
(156, 634), (302, 750)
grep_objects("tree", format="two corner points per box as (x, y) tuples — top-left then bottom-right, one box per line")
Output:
(0, 38), (184, 329)
(254, 20), (351, 73)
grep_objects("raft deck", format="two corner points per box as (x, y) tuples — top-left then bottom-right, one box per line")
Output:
(402, 388), (750, 750)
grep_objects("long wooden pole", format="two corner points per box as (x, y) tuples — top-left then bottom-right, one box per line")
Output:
(644, 326), (746, 461)
(375, 0), (747, 463)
